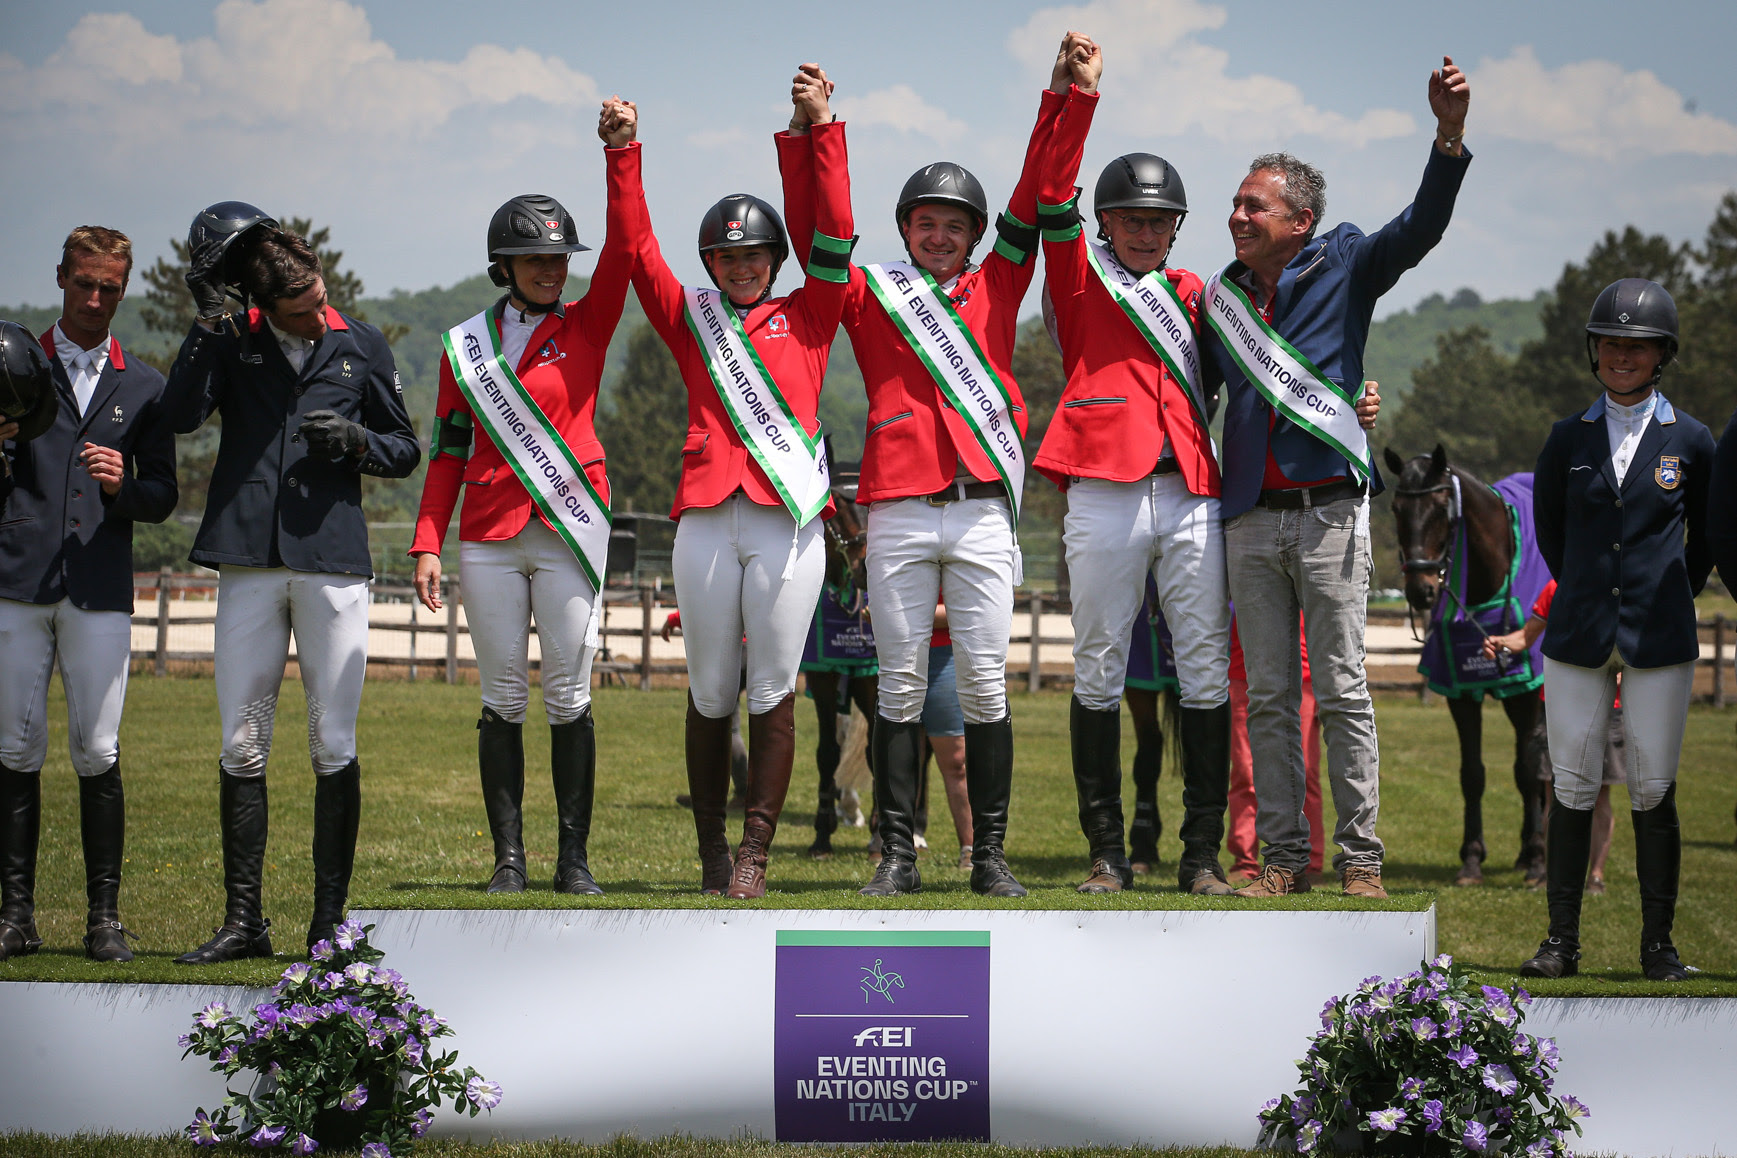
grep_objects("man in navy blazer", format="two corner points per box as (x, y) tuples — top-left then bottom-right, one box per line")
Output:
(1524, 278), (1711, 983)
(1203, 57), (1472, 899)
(166, 224), (418, 964)
(0, 226), (178, 963)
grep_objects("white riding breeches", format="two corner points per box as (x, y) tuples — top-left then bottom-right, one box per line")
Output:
(215, 566), (370, 777)
(1063, 474), (1230, 710)
(673, 495), (825, 718)
(0, 597), (131, 777)
(866, 496), (1016, 726)
(1543, 653), (1694, 812)
(460, 519), (597, 725)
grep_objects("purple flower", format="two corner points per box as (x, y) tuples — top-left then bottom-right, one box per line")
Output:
(344, 962), (373, 985)
(366, 1024), (387, 1048)
(381, 1017), (407, 1036)
(216, 1046), (239, 1067)
(290, 1132), (320, 1154)
(1514, 987), (1533, 1008)
(1463, 1120), (1489, 1152)
(249, 1123), (287, 1148)
(1447, 1042), (1478, 1069)
(1318, 998), (1337, 1030)
(334, 919), (365, 950)
(1295, 1119), (1322, 1152)
(277, 961), (313, 989)
(1481, 984), (1512, 1006)
(341, 1083), (368, 1111)
(254, 1003), (282, 1026)
(1411, 1017), (1438, 1040)
(1431, 953), (1452, 969)
(410, 1108), (432, 1139)
(1420, 1100), (1444, 1134)
(1495, 1106), (1514, 1125)
(360, 1146), (392, 1158)
(403, 1037), (425, 1067)
(466, 1075), (503, 1110)
(418, 1012), (445, 1036)
(177, 1033), (194, 1049)
(310, 939), (334, 961)
(1513, 1034), (1533, 1056)
(1368, 1107), (1406, 1132)
(186, 1110), (220, 1147)
(1291, 1095), (1316, 1126)
(1538, 1037), (1562, 1070)
(1400, 1077), (1424, 1101)
(1260, 1097), (1280, 1116)
(1563, 1094), (1591, 1119)
(1483, 1063), (1518, 1097)
(195, 1002), (230, 1029)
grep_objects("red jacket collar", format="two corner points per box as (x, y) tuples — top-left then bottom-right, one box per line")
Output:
(247, 306), (349, 333)
(36, 326), (125, 370)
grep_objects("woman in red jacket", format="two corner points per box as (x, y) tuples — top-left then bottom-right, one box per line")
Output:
(409, 100), (644, 896)
(632, 65), (852, 898)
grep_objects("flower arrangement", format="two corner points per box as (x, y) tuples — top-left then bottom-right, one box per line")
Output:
(180, 921), (500, 1155)
(1257, 954), (1590, 1156)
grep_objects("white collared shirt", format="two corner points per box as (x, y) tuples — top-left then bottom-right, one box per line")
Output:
(266, 320), (314, 375)
(52, 322), (109, 417)
(499, 304), (548, 372)
(1606, 392), (1657, 486)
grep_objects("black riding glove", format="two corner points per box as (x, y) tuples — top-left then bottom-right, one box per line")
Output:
(299, 410), (369, 463)
(185, 241), (230, 321)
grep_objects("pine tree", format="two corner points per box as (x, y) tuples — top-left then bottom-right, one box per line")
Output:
(596, 322), (688, 515)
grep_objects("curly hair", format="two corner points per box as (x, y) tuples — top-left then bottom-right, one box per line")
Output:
(1248, 153), (1326, 243)
(239, 230), (322, 309)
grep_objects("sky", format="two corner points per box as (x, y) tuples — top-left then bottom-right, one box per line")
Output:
(3, 0), (1735, 317)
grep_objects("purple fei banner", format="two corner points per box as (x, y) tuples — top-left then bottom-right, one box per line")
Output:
(774, 930), (990, 1142)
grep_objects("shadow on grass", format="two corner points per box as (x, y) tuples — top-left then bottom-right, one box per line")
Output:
(1683, 839), (1737, 852)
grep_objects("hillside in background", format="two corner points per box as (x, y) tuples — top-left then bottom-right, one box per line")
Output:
(1363, 287), (1546, 400)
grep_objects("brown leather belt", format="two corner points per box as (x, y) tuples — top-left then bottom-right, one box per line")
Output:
(922, 480), (1005, 505)
(1255, 477), (1366, 510)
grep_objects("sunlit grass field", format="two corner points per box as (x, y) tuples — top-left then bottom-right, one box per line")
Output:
(2, 675), (1733, 995)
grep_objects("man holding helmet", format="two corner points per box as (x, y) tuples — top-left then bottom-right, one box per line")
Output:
(0, 227), (177, 962)
(167, 206), (419, 962)
(803, 36), (1086, 898)
(1032, 35), (1237, 896)
(1524, 278), (1713, 982)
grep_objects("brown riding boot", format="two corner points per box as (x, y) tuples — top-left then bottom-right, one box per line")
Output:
(686, 695), (736, 895)
(729, 693), (797, 899)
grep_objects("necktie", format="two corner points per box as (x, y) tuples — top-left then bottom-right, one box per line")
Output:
(72, 351), (97, 417)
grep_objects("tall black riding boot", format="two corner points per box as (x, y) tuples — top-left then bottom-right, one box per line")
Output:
(1176, 703), (1234, 895)
(552, 709), (603, 895)
(1071, 698), (1132, 893)
(309, 760), (361, 951)
(1127, 711), (1164, 871)
(967, 715), (1026, 898)
(810, 686), (845, 858)
(1634, 784), (1691, 981)
(175, 767), (273, 964)
(478, 707), (526, 894)
(79, 762), (136, 961)
(860, 717), (922, 896)
(0, 763), (43, 961)
(687, 695), (736, 894)
(1519, 801), (1594, 978)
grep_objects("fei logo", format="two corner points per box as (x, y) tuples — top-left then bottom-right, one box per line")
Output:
(774, 930), (989, 1143)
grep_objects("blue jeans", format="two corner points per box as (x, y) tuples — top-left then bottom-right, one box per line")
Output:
(1224, 498), (1381, 872)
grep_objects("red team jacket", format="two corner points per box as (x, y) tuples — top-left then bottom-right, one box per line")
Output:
(1033, 87), (1219, 497)
(801, 89), (1067, 505)
(634, 121), (853, 520)
(411, 144), (645, 554)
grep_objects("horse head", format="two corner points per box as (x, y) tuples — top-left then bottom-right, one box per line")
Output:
(1383, 444), (1457, 614)
(822, 486), (869, 613)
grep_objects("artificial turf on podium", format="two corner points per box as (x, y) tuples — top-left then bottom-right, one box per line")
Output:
(1, 679), (1731, 993)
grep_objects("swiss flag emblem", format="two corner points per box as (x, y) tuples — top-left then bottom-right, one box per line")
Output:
(727, 220), (744, 230)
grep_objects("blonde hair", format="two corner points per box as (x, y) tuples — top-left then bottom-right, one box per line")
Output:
(60, 225), (134, 280)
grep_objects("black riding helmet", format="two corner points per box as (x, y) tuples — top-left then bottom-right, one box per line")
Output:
(896, 163), (989, 259)
(1094, 153), (1188, 244)
(487, 194), (591, 313)
(0, 319), (58, 443)
(188, 200), (279, 288)
(697, 195), (790, 302)
(1584, 278), (1678, 389)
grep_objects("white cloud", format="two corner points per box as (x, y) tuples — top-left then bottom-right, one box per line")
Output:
(833, 85), (967, 144)
(1476, 46), (1737, 159)
(1006, 0), (1415, 149)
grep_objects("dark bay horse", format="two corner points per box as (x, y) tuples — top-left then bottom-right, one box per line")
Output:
(1385, 446), (1551, 885)
(804, 485), (878, 858)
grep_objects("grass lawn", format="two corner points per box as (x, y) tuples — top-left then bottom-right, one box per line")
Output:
(1, 675), (1733, 995)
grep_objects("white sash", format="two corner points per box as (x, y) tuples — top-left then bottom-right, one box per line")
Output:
(1084, 240), (1209, 427)
(861, 261), (1026, 517)
(440, 309), (612, 588)
(681, 286), (830, 524)
(1203, 269), (1372, 480)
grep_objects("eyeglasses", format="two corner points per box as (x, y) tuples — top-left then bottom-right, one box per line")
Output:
(1107, 211), (1179, 236)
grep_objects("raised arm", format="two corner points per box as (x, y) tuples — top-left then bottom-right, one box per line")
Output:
(580, 98), (646, 349)
(1037, 33), (1102, 304)
(784, 65), (854, 334)
(984, 74), (1072, 301)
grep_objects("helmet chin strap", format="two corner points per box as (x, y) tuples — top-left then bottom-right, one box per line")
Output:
(504, 260), (560, 316)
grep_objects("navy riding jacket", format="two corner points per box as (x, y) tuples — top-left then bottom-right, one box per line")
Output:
(1533, 393), (1713, 669)
(0, 333), (178, 612)
(165, 308), (419, 577)
(1703, 406), (1737, 589)
(1205, 145), (1472, 518)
